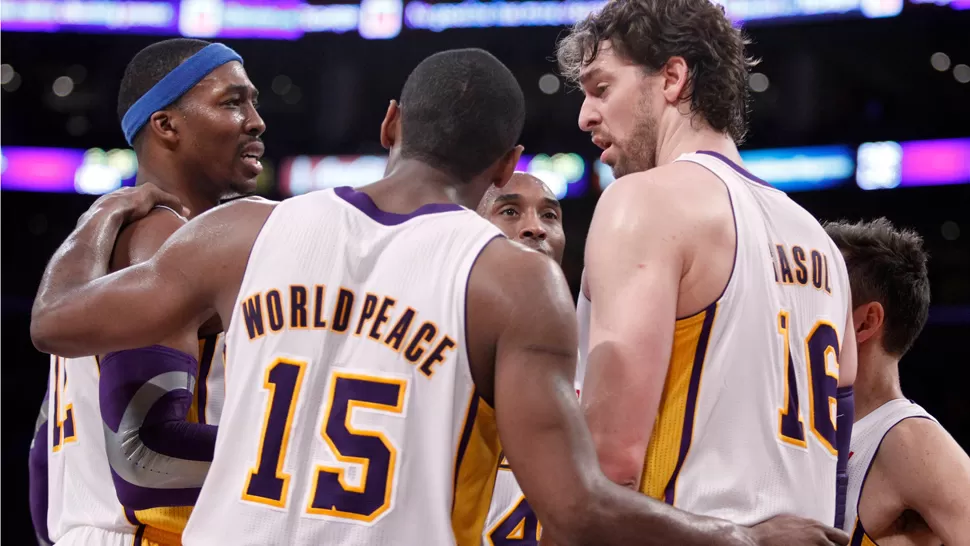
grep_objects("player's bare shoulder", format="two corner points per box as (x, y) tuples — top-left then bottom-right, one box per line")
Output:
(111, 206), (188, 271)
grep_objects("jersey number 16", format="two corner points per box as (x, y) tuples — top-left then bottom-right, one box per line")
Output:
(777, 311), (840, 455)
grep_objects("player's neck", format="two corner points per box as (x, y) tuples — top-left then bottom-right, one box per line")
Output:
(853, 351), (905, 422)
(134, 167), (221, 220)
(655, 118), (739, 168)
(370, 159), (483, 211)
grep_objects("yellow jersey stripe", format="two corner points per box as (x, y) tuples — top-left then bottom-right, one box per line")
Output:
(451, 394), (502, 546)
(640, 302), (718, 504)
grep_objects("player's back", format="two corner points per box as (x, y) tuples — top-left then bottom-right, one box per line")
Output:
(635, 151), (851, 524)
(46, 334), (225, 546)
(185, 186), (504, 546)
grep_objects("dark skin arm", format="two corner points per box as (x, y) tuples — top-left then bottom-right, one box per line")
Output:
(467, 239), (848, 546)
(31, 186), (274, 357)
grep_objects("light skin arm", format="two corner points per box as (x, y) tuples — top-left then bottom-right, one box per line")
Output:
(31, 190), (271, 357)
(878, 417), (970, 545)
(580, 174), (685, 489)
(472, 241), (752, 546)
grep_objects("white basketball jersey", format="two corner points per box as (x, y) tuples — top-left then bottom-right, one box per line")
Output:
(184, 187), (504, 546)
(46, 335), (226, 544)
(843, 399), (935, 542)
(47, 354), (133, 541)
(576, 151), (851, 525)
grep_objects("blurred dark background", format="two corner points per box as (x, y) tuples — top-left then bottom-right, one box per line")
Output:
(2, 0), (969, 543)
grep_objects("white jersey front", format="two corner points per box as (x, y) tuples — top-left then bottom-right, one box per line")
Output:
(185, 187), (505, 546)
(576, 151), (852, 525)
(843, 399), (935, 543)
(46, 335), (226, 545)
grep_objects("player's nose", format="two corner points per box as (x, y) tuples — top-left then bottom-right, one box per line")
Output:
(578, 98), (600, 132)
(519, 218), (547, 241)
(245, 107), (267, 137)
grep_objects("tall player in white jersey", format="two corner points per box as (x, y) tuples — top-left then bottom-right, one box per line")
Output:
(35, 38), (262, 545)
(557, 0), (858, 526)
(476, 173), (568, 546)
(33, 49), (847, 546)
(824, 218), (970, 546)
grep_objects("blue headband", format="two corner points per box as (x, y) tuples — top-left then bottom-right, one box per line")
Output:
(121, 43), (244, 145)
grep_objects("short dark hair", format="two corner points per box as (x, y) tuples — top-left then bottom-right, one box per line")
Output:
(556, 0), (755, 143)
(824, 218), (931, 357)
(398, 48), (525, 181)
(117, 38), (211, 128)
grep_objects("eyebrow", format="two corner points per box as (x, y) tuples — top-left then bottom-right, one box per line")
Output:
(578, 67), (604, 86)
(494, 193), (562, 210)
(224, 84), (259, 99)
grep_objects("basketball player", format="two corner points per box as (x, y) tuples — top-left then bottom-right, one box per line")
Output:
(824, 218), (970, 545)
(477, 173), (566, 545)
(557, 0), (858, 526)
(37, 38), (263, 546)
(33, 49), (846, 545)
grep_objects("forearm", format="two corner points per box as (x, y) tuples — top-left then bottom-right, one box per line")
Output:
(31, 206), (125, 354)
(575, 480), (752, 546)
(100, 346), (214, 508)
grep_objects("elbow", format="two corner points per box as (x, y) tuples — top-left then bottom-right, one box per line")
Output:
(594, 441), (644, 490)
(30, 309), (58, 355)
(30, 302), (83, 357)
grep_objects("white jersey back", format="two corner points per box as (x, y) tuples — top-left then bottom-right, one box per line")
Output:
(185, 187), (504, 546)
(46, 335), (226, 544)
(843, 399), (935, 541)
(576, 151), (851, 525)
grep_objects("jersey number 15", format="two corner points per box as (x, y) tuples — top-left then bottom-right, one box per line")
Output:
(242, 358), (408, 523)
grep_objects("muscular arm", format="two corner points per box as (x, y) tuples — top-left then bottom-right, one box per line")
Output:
(469, 240), (751, 546)
(31, 198), (272, 357)
(580, 174), (686, 489)
(879, 418), (970, 545)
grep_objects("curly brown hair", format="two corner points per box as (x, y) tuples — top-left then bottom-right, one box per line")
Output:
(556, 0), (756, 143)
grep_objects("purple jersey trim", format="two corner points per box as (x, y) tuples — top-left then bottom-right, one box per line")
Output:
(196, 334), (218, 425)
(334, 186), (465, 226)
(696, 150), (772, 188)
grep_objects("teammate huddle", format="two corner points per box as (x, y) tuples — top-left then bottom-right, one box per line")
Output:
(27, 0), (970, 545)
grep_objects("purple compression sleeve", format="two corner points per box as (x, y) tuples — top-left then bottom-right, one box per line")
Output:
(834, 386), (854, 529)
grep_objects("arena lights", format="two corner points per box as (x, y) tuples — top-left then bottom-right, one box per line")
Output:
(857, 138), (970, 190)
(5, 0), (966, 40)
(280, 155), (388, 196)
(4, 141), (968, 195)
(516, 153), (587, 199)
(0, 146), (137, 194)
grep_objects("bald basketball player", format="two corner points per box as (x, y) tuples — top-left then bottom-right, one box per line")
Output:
(825, 218), (970, 546)
(477, 173), (565, 545)
(32, 48), (842, 545)
(34, 38), (264, 546)
(477, 172), (565, 264)
(557, 0), (857, 529)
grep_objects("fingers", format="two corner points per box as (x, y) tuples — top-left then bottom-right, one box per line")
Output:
(824, 526), (850, 546)
(141, 183), (184, 215)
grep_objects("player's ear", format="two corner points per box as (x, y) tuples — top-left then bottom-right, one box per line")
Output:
(492, 145), (524, 189)
(146, 109), (179, 147)
(852, 301), (884, 346)
(380, 100), (401, 150)
(661, 55), (690, 105)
